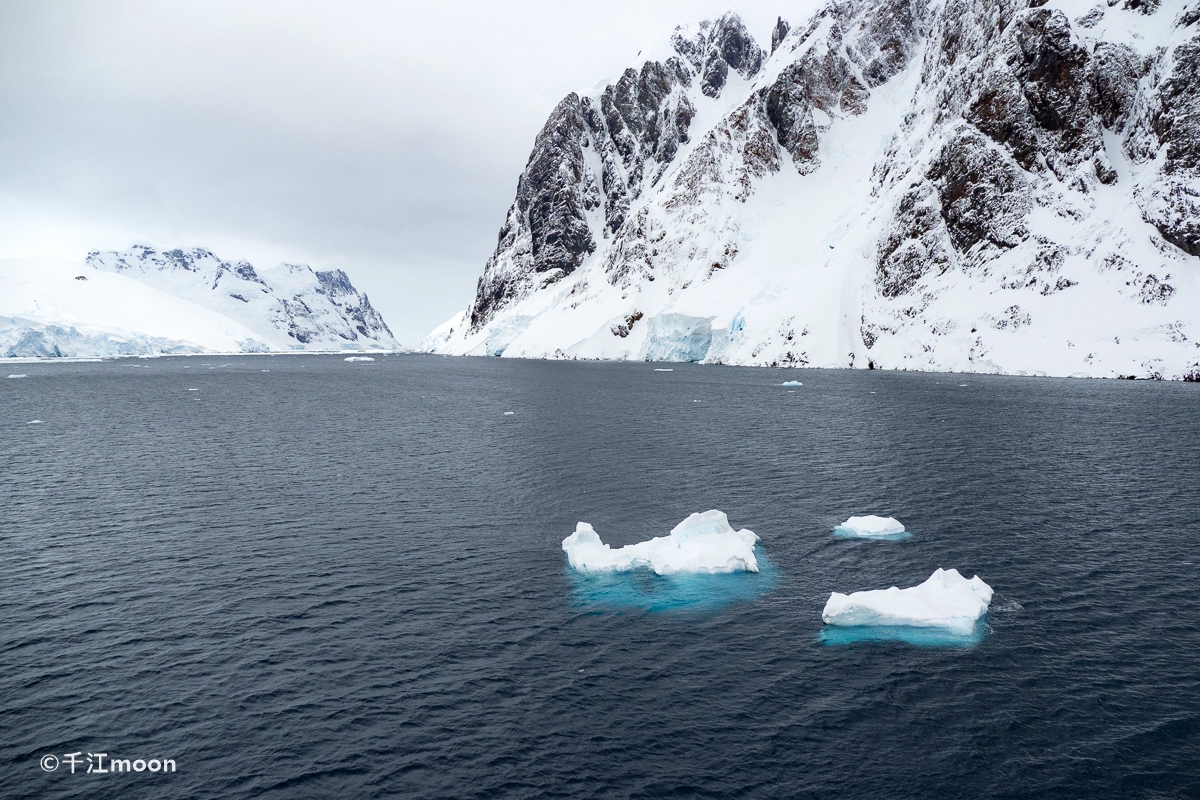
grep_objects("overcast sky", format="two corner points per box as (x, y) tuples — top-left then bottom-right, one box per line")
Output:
(0, 1), (816, 343)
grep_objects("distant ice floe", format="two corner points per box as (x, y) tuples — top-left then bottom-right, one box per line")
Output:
(503, 411), (515, 415)
(344, 356), (375, 362)
(27, 420), (42, 424)
(780, 380), (803, 386)
(833, 515), (909, 539)
(653, 368), (674, 372)
(7, 374), (27, 378)
(822, 568), (993, 635)
(562, 510), (758, 575)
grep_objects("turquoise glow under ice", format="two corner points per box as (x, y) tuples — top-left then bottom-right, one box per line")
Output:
(832, 526), (913, 541)
(566, 553), (779, 612)
(818, 617), (988, 648)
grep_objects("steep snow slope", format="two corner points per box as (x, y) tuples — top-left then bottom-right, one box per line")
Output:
(0, 256), (271, 357)
(425, 0), (1200, 379)
(86, 246), (398, 351)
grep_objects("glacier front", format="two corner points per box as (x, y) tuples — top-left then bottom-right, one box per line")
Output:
(561, 510), (760, 575)
(821, 568), (995, 634)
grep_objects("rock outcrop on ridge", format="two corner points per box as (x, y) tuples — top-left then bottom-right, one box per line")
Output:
(426, 0), (1200, 380)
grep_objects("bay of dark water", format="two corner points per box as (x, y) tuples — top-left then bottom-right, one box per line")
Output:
(3, 355), (1199, 799)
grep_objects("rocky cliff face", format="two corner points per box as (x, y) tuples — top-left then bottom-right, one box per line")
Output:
(428, 0), (1200, 380)
(87, 245), (397, 351)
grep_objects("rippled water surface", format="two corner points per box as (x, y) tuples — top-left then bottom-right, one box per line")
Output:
(3, 355), (1199, 799)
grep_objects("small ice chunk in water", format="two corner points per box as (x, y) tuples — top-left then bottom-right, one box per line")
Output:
(780, 380), (803, 386)
(503, 411), (515, 415)
(344, 356), (375, 362)
(654, 368), (673, 372)
(8, 374), (28, 379)
(822, 568), (994, 634)
(834, 515), (906, 538)
(562, 510), (759, 575)
(27, 420), (43, 424)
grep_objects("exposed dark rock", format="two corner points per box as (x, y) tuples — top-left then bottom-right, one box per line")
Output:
(771, 17), (791, 54)
(969, 8), (1109, 182)
(765, 73), (821, 172)
(1122, 0), (1160, 13)
(927, 127), (1032, 254)
(877, 182), (955, 297)
(1155, 37), (1200, 173)
(701, 57), (730, 98)
(1076, 6), (1105, 27)
(1142, 36), (1200, 255)
(764, 17), (889, 171)
(855, 0), (929, 87)
(1093, 41), (1141, 130)
(469, 94), (595, 329)
(708, 13), (764, 77)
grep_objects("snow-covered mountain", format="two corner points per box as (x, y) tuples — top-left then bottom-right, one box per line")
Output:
(1, 246), (397, 358)
(424, 0), (1200, 380)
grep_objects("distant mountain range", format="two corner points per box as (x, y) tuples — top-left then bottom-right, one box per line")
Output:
(1, 245), (397, 358)
(423, 0), (1200, 380)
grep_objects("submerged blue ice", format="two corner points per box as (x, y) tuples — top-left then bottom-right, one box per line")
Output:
(818, 618), (987, 648)
(567, 553), (779, 612)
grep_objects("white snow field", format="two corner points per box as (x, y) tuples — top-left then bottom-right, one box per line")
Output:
(561, 510), (759, 575)
(834, 515), (907, 537)
(822, 568), (995, 634)
(1, 256), (272, 358)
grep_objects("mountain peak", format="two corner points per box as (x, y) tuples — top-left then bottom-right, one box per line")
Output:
(427, 0), (1200, 380)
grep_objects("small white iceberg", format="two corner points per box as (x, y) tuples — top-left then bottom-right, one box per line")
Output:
(822, 568), (994, 635)
(780, 380), (803, 387)
(7, 374), (28, 379)
(834, 515), (907, 538)
(503, 411), (515, 415)
(562, 510), (759, 575)
(27, 420), (43, 425)
(344, 356), (375, 362)
(654, 368), (673, 372)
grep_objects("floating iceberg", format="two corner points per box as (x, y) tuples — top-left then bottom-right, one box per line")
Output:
(780, 380), (803, 387)
(562, 510), (759, 575)
(27, 420), (42, 425)
(8, 374), (27, 378)
(344, 356), (375, 362)
(822, 568), (994, 635)
(833, 515), (907, 538)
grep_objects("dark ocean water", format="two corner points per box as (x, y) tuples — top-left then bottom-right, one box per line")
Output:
(2, 355), (1199, 799)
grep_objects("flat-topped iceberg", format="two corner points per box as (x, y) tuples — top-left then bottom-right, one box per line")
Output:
(822, 568), (994, 635)
(562, 510), (759, 575)
(834, 515), (907, 538)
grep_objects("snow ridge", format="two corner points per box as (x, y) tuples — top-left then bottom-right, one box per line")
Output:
(85, 245), (398, 353)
